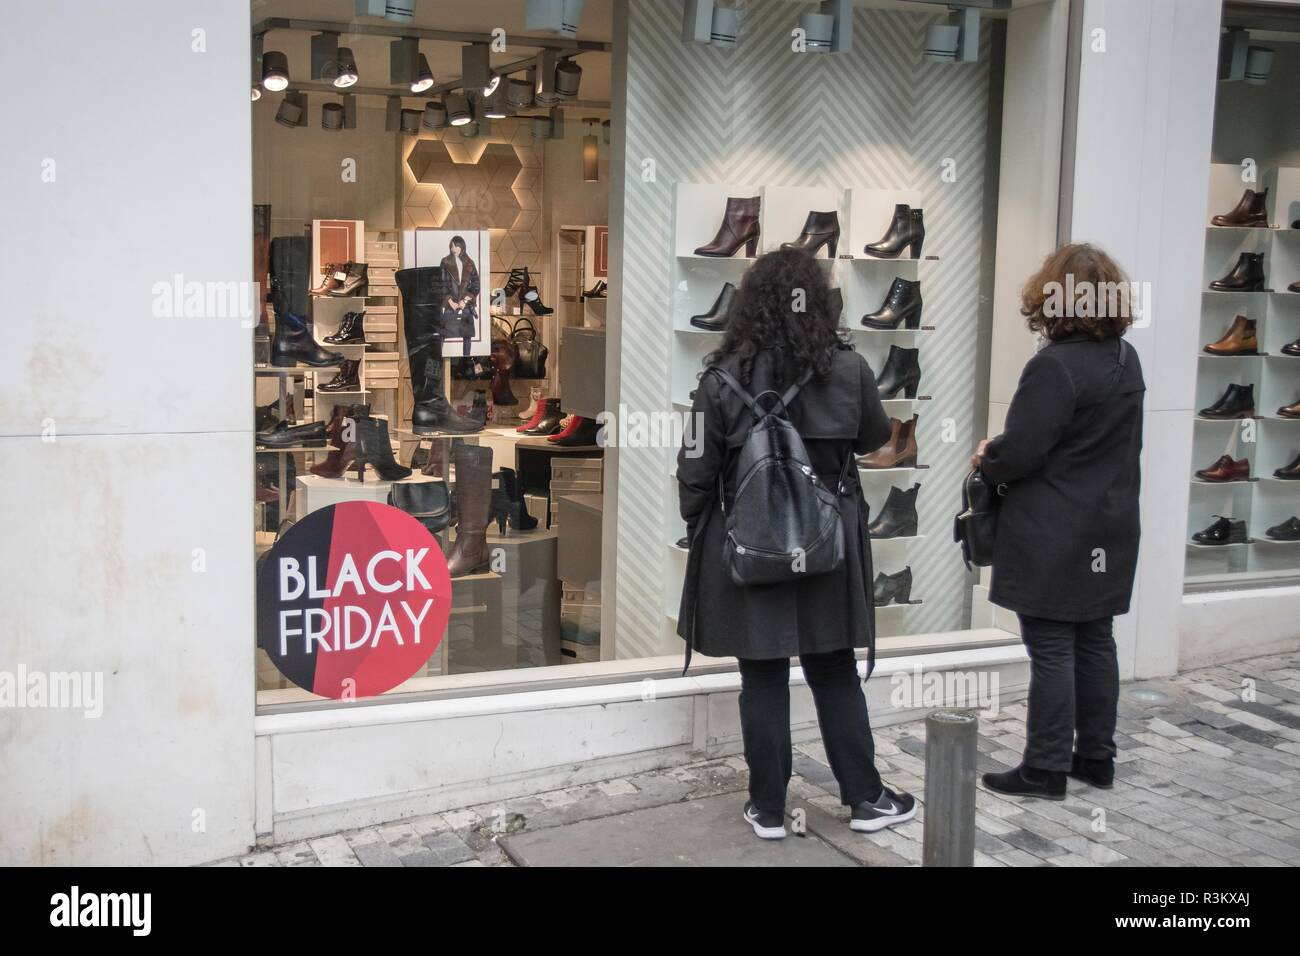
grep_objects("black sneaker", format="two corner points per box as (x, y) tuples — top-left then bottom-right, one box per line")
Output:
(982, 764), (1067, 801)
(1068, 753), (1114, 789)
(849, 786), (917, 832)
(742, 801), (787, 840)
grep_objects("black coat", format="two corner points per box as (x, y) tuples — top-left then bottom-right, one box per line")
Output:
(980, 333), (1145, 621)
(676, 347), (893, 663)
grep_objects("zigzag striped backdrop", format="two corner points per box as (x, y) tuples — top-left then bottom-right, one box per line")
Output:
(615, 0), (993, 658)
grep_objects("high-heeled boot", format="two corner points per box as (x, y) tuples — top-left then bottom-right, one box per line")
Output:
(523, 397), (564, 436)
(310, 404), (371, 478)
(518, 385), (545, 421)
(447, 445), (493, 576)
(413, 356), (483, 434)
(517, 392), (550, 431)
(862, 277), (923, 330)
(867, 483), (920, 539)
(858, 415), (919, 469)
(519, 276), (554, 316)
(694, 196), (761, 257)
(550, 416), (601, 446)
(352, 415), (412, 481)
(779, 210), (840, 258)
(490, 467), (538, 533)
(270, 236), (345, 367)
(690, 283), (736, 331)
(863, 204), (925, 259)
(875, 345), (922, 399)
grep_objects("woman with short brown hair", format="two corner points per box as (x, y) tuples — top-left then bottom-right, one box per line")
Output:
(972, 242), (1146, 800)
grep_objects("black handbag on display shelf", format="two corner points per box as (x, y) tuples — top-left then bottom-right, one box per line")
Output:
(511, 317), (549, 379)
(388, 480), (453, 535)
(954, 469), (1004, 569)
(450, 356), (493, 381)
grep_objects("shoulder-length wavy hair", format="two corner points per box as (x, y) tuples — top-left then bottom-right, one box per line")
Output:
(1021, 242), (1135, 341)
(703, 249), (848, 387)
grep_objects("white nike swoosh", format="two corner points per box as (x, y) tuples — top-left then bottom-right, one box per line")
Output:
(872, 802), (901, 816)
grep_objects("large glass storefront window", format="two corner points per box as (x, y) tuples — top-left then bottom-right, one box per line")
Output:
(250, 0), (1048, 709)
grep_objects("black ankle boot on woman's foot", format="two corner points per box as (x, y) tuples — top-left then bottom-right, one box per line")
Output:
(982, 764), (1067, 801)
(1068, 754), (1114, 789)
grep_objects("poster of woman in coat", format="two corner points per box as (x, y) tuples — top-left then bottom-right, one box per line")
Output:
(404, 229), (491, 356)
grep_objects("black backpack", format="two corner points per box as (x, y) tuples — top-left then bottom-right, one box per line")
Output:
(708, 365), (849, 587)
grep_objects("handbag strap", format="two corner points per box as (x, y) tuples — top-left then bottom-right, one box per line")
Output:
(511, 316), (538, 340)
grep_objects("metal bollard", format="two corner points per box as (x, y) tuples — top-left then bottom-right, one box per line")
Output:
(922, 709), (978, 867)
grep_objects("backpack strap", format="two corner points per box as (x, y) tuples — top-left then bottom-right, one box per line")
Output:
(709, 364), (813, 419)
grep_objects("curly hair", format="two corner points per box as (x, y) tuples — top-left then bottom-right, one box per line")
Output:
(703, 249), (849, 388)
(1021, 242), (1135, 340)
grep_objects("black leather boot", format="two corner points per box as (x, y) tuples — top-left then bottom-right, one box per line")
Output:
(324, 311), (366, 344)
(550, 416), (601, 446)
(489, 467), (538, 533)
(862, 277), (923, 330)
(875, 345), (922, 399)
(1210, 252), (1266, 291)
(1274, 452), (1300, 480)
(331, 260), (369, 297)
(318, 359), (361, 393)
(983, 765), (1067, 801)
(1198, 382), (1255, 419)
(353, 415), (412, 481)
(872, 567), (913, 606)
(1266, 516), (1300, 540)
(695, 196), (761, 257)
(779, 210), (840, 258)
(1191, 515), (1248, 544)
(257, 419), (328, 449)
(414, 356), (483, 435)
(1212, 187), (1269, 227)
(690, 283), (736, 331)
(523, 397), (564, 436)
(271, 312), (346, 367)
(269, 235), (345, 367)
(863, 204), (925, 259)
(867, 483), (920, 539)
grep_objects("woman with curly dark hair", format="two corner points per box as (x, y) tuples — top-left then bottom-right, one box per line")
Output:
(676, 249), (915, 840)
(973, 242), (1146, 801)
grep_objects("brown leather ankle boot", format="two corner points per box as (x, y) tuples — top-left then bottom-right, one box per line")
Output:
(447, 444), (494, 576)
(857, 415), (918, 469)
(1203, 314), (1258, 355)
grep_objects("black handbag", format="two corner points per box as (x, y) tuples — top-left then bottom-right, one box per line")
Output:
(450, 355), (493, 380)
(388, 480), (453, 534)
(511, 317), (549, 379)
(954, 469), (1004, 569)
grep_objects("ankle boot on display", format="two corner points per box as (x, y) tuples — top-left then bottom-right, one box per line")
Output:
(582, 280), (608, 299)
(549, 416), (600, 446)
(1197, 383), (1255, 419)
(862, 277), (923, 330)
(489, 467), (538, 533)
(982, 765), (1067, 801)
(1209, 252), (1266, 292)
(331, 261), (369, 297)
(1203, 314), (1257, 355)
(518, 386), (545, 422)
(447, 445), (494, 576)
(872, 566), (913, 606)
(863, 204), (925, 259)
(324, 311), (366, 345)
(517, 393), (550, 430)
(857, 415), (918, 469)
(875, 345), (922, 399)
(310, 263), (342, 297)
(520, 286), (554, 316)
(413, 356), (483, 435)
(255, 395), (295, 433)
(1211, 187), (1269, 227)
(694, 196), (761, 257)
(1274, 451), (1300, 480)
(867, 483), (920, 539)
(352, 415), (411, 481)
(779, 210), (840, 258)
(310, 404), (370, 479)
(318, 359), (361, 393)
(523, 398), (564, 436)
(690, 283), (736, 331)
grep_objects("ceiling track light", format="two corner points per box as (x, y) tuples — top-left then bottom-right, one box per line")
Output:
(482, 87), (508, 119)
(422, 100), (448, 129)
(484, 72), (502, 97)
(463, 43), (492, 96)
(1245, 45), (1274, 85)
(261, 50), (290, 92)
(399, 108), (423, 134)
(384, 0), (417, 23)
(276, 91), (307, 128)
(506, 76), (534, 109)
(251, 86), (262, 102)
(534, 50), (560, 105)
(334, 47), (359, 88)
(527, 0), (584, 39)
(322, 102), (345, 131)
(926, 7), (981, 63)
(446, 92), (473, 127)
(555, 59), (583, 98)
(411, 53), (435, 93)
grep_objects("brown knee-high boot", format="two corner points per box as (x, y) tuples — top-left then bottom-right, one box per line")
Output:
(447, 444), (493, 577)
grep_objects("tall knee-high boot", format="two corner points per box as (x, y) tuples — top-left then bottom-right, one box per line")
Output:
(447, 444), (493, 577)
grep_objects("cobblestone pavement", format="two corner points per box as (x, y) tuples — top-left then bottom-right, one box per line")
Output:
(221, 650), (1300, 867)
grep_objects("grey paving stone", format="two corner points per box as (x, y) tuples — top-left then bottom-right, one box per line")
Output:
(418, 831), (477, 866)
(351, 841), (403, 867)
(1001, 827), (1068, 858)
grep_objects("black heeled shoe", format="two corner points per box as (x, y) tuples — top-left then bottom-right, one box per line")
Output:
(779, 210), (840, 258)
(520, 286), (554, 316)
(352, 415), (412, 481)
(863, 204), (925, 259)
(875, 345), (922, 399)
(490, 467), (538, 533)
(862, 277), (923, 330)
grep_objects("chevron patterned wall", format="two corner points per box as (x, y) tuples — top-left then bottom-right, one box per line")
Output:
(614, 0), (995, 659)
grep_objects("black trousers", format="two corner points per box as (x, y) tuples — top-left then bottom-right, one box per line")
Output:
(737, 649), (883, 813)
(1018, 614), (1119, 772)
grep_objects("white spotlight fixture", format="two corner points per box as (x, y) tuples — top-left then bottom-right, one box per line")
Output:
(251, 86), (262, 102)
(506, 76), (534, 109)
(446, 92), (473, 127)
(798, 12), (834, 53)
(924, 23), (960, 61)
(483, 88), (508, 119)
(261, 50), (290, 92)
(483, 72), (502, 97)
(555, 59), (583, 98)
(335, 47), (359, 88)
(527, 0), (584, 39)
(422, 100), (448, 129)
(710, 6), (740, 48)
(818, 0), (853, 54)
(1245, 45), (1274, 85)
(926, 7), (981, 63)
(385, 0), (417, 23)
(276, 92), (307, 128)
(411, 54), (435, 93)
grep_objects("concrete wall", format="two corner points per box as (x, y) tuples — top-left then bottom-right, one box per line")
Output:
(0, 2), (256, 864)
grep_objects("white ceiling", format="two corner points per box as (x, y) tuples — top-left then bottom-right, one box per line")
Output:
(255, 0), (613, 102)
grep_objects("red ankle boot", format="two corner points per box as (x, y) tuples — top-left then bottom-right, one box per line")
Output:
(517, 396), (550, 433)
(548, 415), (583, 443)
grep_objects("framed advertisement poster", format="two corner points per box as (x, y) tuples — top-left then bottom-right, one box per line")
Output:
(401, 229), (491, 357)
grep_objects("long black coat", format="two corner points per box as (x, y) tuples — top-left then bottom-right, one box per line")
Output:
(676, 347), (892, 664)
(980, 333), (1145, 621)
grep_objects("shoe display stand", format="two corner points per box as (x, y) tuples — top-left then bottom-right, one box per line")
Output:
(668, 183), (940, 636)
(254, 366), (316, 521)
(1187, 164), (1300, 582)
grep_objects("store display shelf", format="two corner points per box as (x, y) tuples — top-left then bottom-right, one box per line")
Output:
(449, 570), (503, 585)
(1189, 477), (1257, 485)
(1194, 416), (1256, 423)
(255, 445), (326, 454)
(859, 465), (930, 476)
(1204, 225), (1297, 233)
(881, 396), (932, 408)
(876, 600), (924, 609)
(845, 255), (939, 265)
(1258, 415), (1300, 422)
(1264, 353), (1300, 360)
(1255, 477), (1300, 486)
(1199, 351), (1267, 358)
(1186, 540), (1254, 550)
(848, 326), (937, 335)
(1251, 536), (1300, 545)
(676, 253), (757, 263)
(870, 534), (927, 543)
(674, 326), (723, 335)
(316, 389), (370, 397)
(1202, 289), (1274, 297)
(255, 366), (326, 377)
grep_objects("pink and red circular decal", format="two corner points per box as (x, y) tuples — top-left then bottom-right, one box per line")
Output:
(256, 501), (452, 699)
